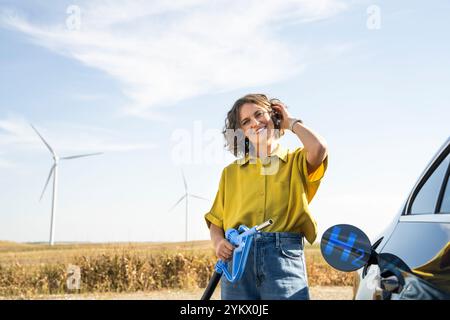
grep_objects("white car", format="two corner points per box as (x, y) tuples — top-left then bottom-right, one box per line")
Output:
(353, 137), (450, 300)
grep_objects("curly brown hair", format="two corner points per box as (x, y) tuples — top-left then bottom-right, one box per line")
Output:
(222, 93), (286, 158)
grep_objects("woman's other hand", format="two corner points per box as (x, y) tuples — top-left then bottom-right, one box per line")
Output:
(215, 238), (235, 261)
(209, 223), (235, 261)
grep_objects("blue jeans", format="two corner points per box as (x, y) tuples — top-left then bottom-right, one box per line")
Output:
(221, 232), (310, 300)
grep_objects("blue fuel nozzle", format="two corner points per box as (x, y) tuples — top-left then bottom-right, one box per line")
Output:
(214, 219), (273, 283)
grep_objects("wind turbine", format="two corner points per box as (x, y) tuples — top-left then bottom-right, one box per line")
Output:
(31, 124), (102, 246)
(168, 169), (209, 242)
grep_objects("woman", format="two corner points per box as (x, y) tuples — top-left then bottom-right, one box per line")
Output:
(204, 93), (328, 300)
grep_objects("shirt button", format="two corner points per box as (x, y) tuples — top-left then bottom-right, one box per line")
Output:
(259, 192), (264, 196)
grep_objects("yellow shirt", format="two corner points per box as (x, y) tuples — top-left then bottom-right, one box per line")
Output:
(204, 144), (328, 244)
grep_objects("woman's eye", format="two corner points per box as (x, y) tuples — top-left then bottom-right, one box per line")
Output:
(241, 120), (248, 126)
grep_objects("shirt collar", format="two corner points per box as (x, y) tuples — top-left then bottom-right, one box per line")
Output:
(237, 143), (289, 166)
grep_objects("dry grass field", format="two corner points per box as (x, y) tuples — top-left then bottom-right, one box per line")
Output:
(0, 240), (354, 299)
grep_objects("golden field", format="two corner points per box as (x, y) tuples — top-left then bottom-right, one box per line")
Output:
(0, 240), (354, 298)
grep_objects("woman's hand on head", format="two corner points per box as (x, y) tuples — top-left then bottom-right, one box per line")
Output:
(271, 102), (293, 130)
(215, 238), (235, 261)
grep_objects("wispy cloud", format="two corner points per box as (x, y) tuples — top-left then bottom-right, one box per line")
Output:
(0, 115), (36, 146)
(0, 115), (157, 155)
(0, 0), (348, 119)
(0, 157), (15, 169)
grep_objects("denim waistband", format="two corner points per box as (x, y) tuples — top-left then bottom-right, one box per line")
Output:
(254, 232), (304, 248)
(255, 232), (303, 239)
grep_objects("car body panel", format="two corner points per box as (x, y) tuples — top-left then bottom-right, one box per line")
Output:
(354, 137), (450, 299)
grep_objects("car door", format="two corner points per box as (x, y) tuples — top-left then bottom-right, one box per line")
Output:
(380, 139), (450, 295)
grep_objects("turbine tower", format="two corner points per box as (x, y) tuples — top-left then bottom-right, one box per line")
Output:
(31, 124), (102, 246)
(168, 169), (208, 242)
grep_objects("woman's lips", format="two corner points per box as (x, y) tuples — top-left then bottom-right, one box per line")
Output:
(255, 126), (267, 134)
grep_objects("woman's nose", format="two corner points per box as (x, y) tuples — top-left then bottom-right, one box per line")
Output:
(250, 118), (260, 128)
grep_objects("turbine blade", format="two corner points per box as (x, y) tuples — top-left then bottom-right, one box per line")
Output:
(30, 124), (56, 156)
(181, 169), (188, 191)
(189, 194), (209, 201)
(61, 152), (103, 160)
(168, 194), (186, 212)
(40, 164), (56, 201)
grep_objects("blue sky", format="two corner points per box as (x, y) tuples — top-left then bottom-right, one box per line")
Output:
(0, 0), (449, 243)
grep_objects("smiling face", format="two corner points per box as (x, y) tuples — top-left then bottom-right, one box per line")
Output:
(239, 102), (275, 148)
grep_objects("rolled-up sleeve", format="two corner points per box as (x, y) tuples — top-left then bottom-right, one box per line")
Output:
(204, 168), (226, 229)
(297, 148), (328, 203)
